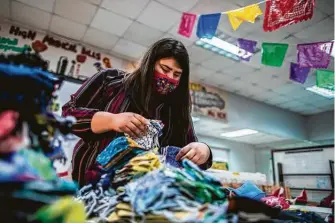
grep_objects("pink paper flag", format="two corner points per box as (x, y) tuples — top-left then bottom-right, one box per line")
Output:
(178, 13), (197, 38)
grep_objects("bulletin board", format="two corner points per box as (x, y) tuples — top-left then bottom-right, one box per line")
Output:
(271, 145), (334, 202)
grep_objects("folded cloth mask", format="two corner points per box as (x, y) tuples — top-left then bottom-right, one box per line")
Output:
(231, 181), (266, 201)
(160, 146), (183, 168)
(125, 120), (164, 150)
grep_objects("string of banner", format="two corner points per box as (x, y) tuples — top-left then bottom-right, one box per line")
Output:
(177, 0), (334, 91)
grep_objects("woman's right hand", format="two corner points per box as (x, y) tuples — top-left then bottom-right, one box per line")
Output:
(109, 112), (149, 138)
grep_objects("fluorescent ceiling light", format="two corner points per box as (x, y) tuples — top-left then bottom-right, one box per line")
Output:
(200, 37), (253, 60)
(306, 85), (335, 99)
(220, 129), (258, 138)
(191, 116), (200, 122)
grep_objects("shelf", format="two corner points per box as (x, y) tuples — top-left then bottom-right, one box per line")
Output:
(51, 72), (86, 84)
(283, 173), (332, 176)
(289, 187), (333, 192)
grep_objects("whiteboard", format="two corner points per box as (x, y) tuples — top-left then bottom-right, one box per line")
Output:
(273, 147), (334, 182)
(273, 147), (334, 201)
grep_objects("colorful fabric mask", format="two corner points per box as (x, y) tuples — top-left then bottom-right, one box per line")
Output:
(126, 120), (164, 151)
(153, 71), (179, 95)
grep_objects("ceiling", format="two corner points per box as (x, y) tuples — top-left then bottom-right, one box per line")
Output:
(1, 0), (334, 116)
(0, 0), (334, 148)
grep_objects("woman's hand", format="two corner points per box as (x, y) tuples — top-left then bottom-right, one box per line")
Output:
(109, 112), (149, 138)
(176, 142), (210, 165)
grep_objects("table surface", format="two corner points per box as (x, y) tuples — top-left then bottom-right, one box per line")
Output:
(290, 205), (332, 214)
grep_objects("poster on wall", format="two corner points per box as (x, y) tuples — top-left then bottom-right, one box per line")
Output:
(0, 22), (131, 80)
(211, 161), (229, 170)
(189, 82), (228, 122)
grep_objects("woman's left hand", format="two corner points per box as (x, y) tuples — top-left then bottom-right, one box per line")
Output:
(176, 142), (210, 165)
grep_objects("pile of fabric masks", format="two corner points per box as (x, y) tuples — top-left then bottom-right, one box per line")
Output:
(76, 113), (329, 222)
(0, 52), (85, 223)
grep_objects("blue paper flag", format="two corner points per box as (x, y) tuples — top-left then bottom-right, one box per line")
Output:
(196, 13), (221, 39)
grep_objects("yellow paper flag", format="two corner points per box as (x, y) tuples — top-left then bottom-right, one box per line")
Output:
(227, 4), (262, 30)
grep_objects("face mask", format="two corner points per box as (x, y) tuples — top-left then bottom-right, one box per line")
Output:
(153, 71), (179, 95)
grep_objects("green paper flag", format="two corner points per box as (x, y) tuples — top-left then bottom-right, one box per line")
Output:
(261, 43), (289, 67)
(316, 69), (334, 91)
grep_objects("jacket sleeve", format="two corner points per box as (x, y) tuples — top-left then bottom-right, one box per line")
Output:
(62, 69), (120, 140)
(187, 119), (213, 170)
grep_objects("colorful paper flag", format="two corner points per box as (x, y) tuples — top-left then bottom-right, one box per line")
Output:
(178, 13), (197, 38)
(261, 43), (288, 67)
(290, 63), (310, 84)
(263, 0), (315, 32)
(196, 13), (221, 39)
(227, 4), (262, 30)
(316, 69), (334, 91)
(297, 42), (334, 69)
(237, 38), (257, 61)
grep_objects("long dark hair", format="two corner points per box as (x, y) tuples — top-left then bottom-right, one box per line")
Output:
(124, 38), (191, 146)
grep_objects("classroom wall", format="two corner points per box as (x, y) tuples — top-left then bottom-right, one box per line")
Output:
(198, 135), (257, 173)
(306, 111), (334, 142)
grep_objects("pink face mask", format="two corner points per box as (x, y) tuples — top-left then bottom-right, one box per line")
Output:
(153, 71), (180, 95)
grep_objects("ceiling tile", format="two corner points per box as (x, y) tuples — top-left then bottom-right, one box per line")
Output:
(294, 18), (334, 42)
(280, 8), (328, 34)
(316, 0), (334, 15)
(91, 8), (132, 36)
(17, 0), (55, 12)
(81, 0), (101, 5)
(12, 1), (52, 30)
(190, 0), (237, 14)
(251, 90), (281, 102)
(279, 100), (306, 109)
(312, 98), (334, 107)
(202, 72), (235, 89)
(168, 17), (199, 44)
(190, 65), (216, 82)
(54, 0), (97, 25)
(161, 33), (194, 47)
(281, 36), (306, 59)
(246, 25), (291, 42)
(187, 45), (215, 64)
(83, 27), (119, 50)
(286, 87), (314, 100)
(299, 93), (330, 103)
(112, 39), (147, 60)
(123, 22), (164, 47)
(137, 1), (180, 32)
(156, 0), (199, 12)
(272, 82), (300, 95)
(101, 0), (150, 19)
(267, 95), (291, 105)
(201, 55), (237, 72)
(301, 108), (323, 115)
(223, 64), (257, 77)
(50, 15), (87, 40)
(317, 103), (334, 111)
(0, 0), (10, 18)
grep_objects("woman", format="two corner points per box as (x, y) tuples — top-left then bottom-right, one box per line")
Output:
(62, 38), (212, 186)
